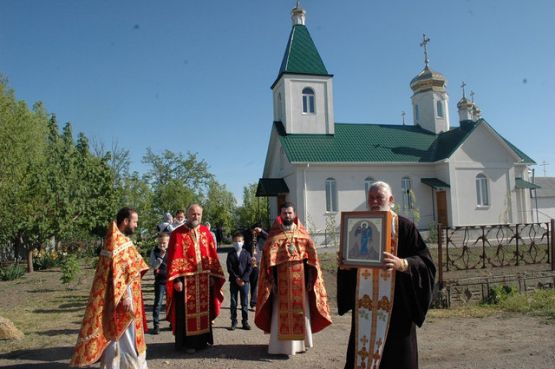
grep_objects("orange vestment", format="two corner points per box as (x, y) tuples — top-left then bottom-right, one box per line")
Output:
(70, 222), (149, 367)
(254, 217), (332, 339)
(166, 224), (225, 336)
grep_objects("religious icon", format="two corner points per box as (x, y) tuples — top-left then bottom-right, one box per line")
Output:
(339, 211), (391, 268)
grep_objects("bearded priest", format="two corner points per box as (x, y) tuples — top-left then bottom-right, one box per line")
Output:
(255, 201), (332, 355)
(70, 207), (149, 369)
(338, 181), (436, 369)
(166, 203), (225, 354)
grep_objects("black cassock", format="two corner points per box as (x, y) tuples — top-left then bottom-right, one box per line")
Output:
(338, 215), (436, 369)
(173, 277), (214, 351)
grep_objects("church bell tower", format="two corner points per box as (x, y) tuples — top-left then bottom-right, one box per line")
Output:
(271, 2), (335, 135)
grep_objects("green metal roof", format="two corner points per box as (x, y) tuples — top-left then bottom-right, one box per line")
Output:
(515, 178), (540, 189)
(276, 119), (535, 164)
(421, 178), (451, 189)
(272, 25), (330, 88)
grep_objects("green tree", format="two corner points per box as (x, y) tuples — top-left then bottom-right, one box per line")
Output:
(237, 183), (269, 229)
(0, 79), (48, 265)
(119, 171), (156, 235)
(142, 148), (214, 227)
(142, 148), (213, 193)
(204, 180), (237, 235)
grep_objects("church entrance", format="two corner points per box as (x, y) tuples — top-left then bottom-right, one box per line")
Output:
(436, 191), (448, 226)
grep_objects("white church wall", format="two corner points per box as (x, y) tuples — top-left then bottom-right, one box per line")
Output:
(451, 129), (519, 225)
(291, 165), (439, 246)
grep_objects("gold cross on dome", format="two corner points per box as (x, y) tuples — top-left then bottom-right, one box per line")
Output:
(420, 34), (431, 67)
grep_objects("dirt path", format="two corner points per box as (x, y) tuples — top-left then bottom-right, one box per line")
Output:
(1, 248), (554, 368)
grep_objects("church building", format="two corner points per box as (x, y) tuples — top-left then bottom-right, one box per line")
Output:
(257, 4), (537, 242)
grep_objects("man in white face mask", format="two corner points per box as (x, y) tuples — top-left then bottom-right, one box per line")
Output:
(226, 231), (253, 330)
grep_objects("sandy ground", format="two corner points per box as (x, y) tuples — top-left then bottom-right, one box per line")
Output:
(1, 247), (554, 369)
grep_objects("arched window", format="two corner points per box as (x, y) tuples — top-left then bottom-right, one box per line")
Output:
(364, 177), (375, 203)
(401, 176), (413, 210)
(302, 87), (315, 114)
(436, 100), (444, 117)
(476, 174), (490, 206)
(414, 104), (419, 122)
(325, 177), (338, 212)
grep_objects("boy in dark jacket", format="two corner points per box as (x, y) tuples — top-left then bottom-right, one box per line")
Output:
(226, 231), (252, 330)
(149, 232), (169, 334)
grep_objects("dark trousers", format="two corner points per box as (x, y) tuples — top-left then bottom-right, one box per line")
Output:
(153, 281), (166, 326)
(249, 267), (259, 307)
(229, 281), (249, 324)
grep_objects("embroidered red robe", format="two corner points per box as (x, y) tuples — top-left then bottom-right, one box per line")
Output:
(70, 222), (149, 367)
(166, 224), (225, 337)
(254, 217), (332, 339)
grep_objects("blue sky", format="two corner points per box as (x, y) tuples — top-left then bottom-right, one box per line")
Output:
(1, 0), (554, 203)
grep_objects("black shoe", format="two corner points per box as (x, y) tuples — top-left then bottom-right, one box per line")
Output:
(152, 325), (160, 335)
(230, 321), (237, 330)
(242, 322), (251, 330)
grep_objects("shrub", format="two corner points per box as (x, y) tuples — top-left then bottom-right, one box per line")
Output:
(60, 255), (80, 284)
(0, 263), (25, 281)
(484, 284), (516, 305)
(499, 288), (555, 320)
(32, 249), (63, 270)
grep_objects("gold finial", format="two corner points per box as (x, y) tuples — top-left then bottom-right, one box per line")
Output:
(461, 81), (467, 99)
(420, 34), (431, 68)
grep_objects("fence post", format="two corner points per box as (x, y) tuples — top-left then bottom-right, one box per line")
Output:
(481, 226), (486, 269)
(515, 224), (520, 266)
(551, 219), (554, 271)
(445, 226), (450, 272)
(437, 223), (443, 287)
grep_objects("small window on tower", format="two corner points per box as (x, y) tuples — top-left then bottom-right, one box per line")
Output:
(415, 104), (419, 122)
(437, 101), (444, 117)
(302, 87), (315, 114)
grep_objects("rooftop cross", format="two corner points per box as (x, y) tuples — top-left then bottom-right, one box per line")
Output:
(420, 34), (431, 68)
(470, 90), (475, 103)
(401, 111), (406, 126)
(461, 81), (467, 99)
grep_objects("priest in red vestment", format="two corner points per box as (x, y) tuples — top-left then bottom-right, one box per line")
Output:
(166, 204), (225, 354)
(70, 208), (149, 368)
(255, 201), (332, 355)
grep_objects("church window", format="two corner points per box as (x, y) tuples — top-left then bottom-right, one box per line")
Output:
(302, 87), (315, 114)
(415, 104), (419, 122)
(401, 177), (413, 210)
(325, 177), (338, 212)
(476, 174), (490, 207)
(436, 101), (444, 117)
(364, 177), (375, 203)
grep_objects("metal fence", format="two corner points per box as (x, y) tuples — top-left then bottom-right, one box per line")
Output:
(436, 219), (555, 286)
